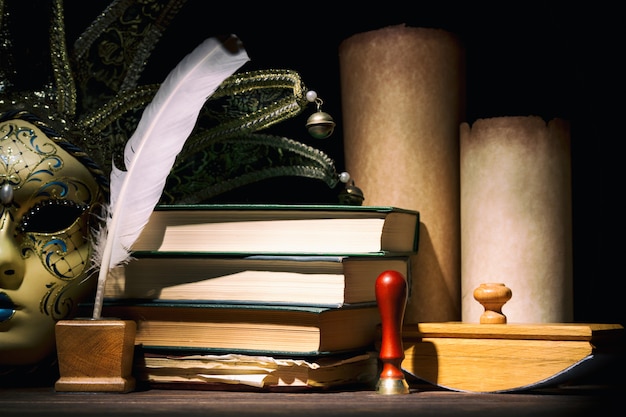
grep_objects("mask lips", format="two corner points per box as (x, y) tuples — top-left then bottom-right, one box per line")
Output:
(0, 292), (16, 322)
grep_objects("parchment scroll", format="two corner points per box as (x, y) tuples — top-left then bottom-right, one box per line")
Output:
(339, 25), (466, 322)
(460, 116), (573, 323)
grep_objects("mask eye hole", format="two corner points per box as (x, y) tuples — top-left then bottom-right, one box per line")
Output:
(19, 200), (88, 234)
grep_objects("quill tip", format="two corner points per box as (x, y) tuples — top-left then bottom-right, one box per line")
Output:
(219, 34), (246, 55)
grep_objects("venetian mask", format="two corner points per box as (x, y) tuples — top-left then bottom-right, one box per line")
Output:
(0, 112), (104, 365)
(0, 1), (347, 371)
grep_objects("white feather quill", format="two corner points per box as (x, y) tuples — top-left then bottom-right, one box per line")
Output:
(90, 35), (249, 319)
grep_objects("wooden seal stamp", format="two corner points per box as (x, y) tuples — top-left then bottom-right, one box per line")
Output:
(375, 270), (410, 394)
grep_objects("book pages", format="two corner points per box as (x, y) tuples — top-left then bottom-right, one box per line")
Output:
(460, 116), (573, 323)
(138, 352), (378, 388)
(339, 25), (465, 322)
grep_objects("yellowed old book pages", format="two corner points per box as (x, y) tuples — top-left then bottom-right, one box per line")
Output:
(136, 352), (379, 389)
(399, 322), (624, 393)
(104, 256), (410, 306)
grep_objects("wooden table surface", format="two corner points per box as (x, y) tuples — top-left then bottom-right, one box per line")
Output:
(1, 383), (623, 417)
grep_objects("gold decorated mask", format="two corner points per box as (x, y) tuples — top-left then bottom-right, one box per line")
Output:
(0, 0), (348, 374)
(0, 113), (104, 365)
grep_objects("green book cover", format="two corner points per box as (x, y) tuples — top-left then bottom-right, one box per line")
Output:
(153, 203), (419, 214)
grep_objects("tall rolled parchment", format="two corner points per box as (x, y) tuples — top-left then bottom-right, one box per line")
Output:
(460, 116), (573, 323)
(339, 25), (465, 322)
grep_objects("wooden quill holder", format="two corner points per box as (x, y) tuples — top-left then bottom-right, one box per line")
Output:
(55, 318), (136, 393)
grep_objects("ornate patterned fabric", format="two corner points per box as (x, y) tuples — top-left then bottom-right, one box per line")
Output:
(0, 0), (343, 205)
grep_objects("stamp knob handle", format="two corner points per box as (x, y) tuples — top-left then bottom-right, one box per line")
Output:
(473, 282), (512, 324)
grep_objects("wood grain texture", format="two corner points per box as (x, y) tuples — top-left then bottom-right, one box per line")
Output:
(399, 322), (624, 392)
(54, 319), (136, 392)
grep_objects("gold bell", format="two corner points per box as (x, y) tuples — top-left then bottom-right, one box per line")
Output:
(338, 180), (364, 206)
(305, 90), (335, 139)
(306, 111), (336, 139)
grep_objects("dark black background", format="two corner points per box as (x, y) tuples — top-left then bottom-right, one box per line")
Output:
(14, 1), (622, 326)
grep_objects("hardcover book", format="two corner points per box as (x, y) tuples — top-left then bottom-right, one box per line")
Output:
(130, 204), (420, 255)
(133, 349), (379, 391)
(104, 254), (410, 307)
(88, 301), (382, 355)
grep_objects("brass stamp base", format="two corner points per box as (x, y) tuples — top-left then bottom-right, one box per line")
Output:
(376, 378), (410, 395)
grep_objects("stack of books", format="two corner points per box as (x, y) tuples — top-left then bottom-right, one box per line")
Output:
(94, 204), (420, 390)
